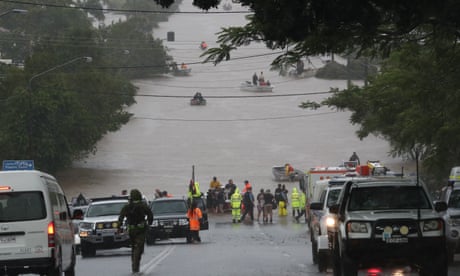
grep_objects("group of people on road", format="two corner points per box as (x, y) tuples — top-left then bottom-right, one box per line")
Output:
(227, 181), (307, 224)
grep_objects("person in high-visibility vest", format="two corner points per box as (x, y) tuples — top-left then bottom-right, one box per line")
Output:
(231, 187), (242, 223)
(291, 187), (300, 217)
(188, 180), (202, 201)
(187, 200), (203, 243)
(295, 189), (307, 223)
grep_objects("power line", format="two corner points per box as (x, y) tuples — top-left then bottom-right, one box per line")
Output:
(0, 0), (252, 14)
(135, 91), (333, 98)
(133, 111), (338, 122)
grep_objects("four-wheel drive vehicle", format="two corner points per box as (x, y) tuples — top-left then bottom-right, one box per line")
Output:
(146, 197), (208, 245)
(328, 178), (448, 276)
(309, 184), (343, 272)
(78, 197), (129, 257)
(309, 176), (371, 272)
(439, 182), (460, 263)
(0, 170), (76, 276)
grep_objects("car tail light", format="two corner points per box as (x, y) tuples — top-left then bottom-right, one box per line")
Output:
(367, 267), (382, 275)
(48, 221), (55, 248)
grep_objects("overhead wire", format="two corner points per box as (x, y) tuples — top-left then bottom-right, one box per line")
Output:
(0, 0), (253, 14)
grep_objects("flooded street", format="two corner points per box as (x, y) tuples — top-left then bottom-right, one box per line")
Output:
(56, 2), (412, 199)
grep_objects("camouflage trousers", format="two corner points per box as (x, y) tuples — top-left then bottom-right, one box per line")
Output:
(129, 228), (146, 273)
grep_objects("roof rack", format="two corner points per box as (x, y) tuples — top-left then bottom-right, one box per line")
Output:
(90, 195), (129, 202)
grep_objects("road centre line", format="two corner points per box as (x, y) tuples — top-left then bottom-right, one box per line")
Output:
(142, 245), (176, 274)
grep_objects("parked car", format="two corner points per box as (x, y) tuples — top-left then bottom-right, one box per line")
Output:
(146, 197), (208, 245)
(439, 181), (460, 263)
(78, 196), (129, 257)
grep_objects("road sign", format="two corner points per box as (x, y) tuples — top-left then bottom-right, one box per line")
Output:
(2, 160), (34, 171)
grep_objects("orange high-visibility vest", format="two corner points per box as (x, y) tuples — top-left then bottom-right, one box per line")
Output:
(187, 207), (202, 231)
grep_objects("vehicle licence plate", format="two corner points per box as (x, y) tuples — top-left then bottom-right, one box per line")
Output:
(0, 236), (16, 244)
(385, 237), (408, 243)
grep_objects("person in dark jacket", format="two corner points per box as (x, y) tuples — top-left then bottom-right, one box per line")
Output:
(118, 189), (153, 275)
(241, 186), (255, 222)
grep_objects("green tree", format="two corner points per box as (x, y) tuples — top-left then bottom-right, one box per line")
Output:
(319, 42), (460, 182)
(0, 0), (180, 172)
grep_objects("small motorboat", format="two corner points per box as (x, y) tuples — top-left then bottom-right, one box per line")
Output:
(190, 92), (206, 105)
(272, 166), (304, 181)
(190, 98), (206, 106)
(172, 67), (191, 76)
(240, 81), (274, 92)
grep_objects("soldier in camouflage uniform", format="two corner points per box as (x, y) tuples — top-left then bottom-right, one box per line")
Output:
(118, 189), (153, 275)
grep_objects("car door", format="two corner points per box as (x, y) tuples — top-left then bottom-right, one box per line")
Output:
(195, 199), (209, 230)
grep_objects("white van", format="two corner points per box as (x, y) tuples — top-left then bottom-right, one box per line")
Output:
(0, 170), (76, 275)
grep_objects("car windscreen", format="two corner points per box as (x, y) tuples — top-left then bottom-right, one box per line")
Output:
(151, 200), (188, 214)
(86, 202), (127, 217)
(0, 191), (46, 222)
(326, 189), (341, 207)
(348, 186), (431, 211)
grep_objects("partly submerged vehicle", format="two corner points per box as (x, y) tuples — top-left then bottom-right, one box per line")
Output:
(240, 81), (274, 92)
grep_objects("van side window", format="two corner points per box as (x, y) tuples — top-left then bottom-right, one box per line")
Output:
(57, 194), (69, 221)
(49, 191), (60, 221)
(0, 192), (46, 222)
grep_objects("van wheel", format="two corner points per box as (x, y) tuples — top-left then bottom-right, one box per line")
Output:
(311, 240), (318, 264)
(64, 250), (76, 276)
(318, 251), (329, 272)
(47, 254), (62, 276)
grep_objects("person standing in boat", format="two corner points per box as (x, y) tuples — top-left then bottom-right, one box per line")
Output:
(349, 151), (360, 165)
(259, 71), (265, 85)
(252, 72), (258, 85)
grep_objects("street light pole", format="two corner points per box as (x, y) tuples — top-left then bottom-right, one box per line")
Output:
(28, 56), (92, 91)
(27, 56), (92, 157)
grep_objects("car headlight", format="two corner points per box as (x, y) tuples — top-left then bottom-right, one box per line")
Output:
(448, 218), (460, 227)
(79, 222), (95, 230)
(178, 219), (189, 226)
(346, 221), (371, 238)
(325, 216), (336, 228)
(79, 231), (90, 238)
(348, 222), (368, 233)
(421, 219), (443, 237)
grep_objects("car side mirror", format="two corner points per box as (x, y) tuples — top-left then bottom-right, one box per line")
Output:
(434, 201), (448, 212)
(329, 204), (339, 214)
(59, 211), (68, 221)
(309, 202), (323, 210)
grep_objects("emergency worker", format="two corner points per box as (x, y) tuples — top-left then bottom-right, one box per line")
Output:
(295, 189), (307, 223)
(188, 180), (202, 202)
(187, 200), (203, 243)
(291, 187), (300, 217)
(118, 189), (153, 275)
(231, 187), (242, 223)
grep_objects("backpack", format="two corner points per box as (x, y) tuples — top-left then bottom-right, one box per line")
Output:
(127, 203), (145, 225)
